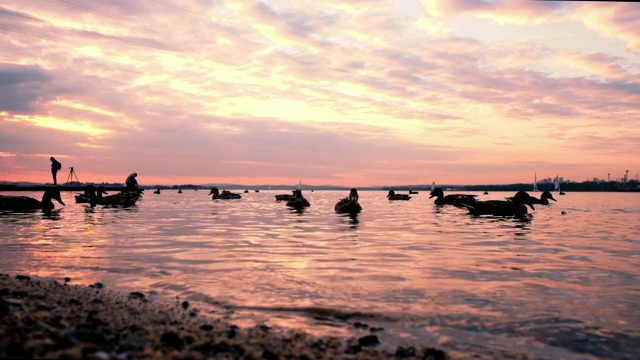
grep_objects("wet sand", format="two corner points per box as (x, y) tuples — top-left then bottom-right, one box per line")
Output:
(0, 273), (447, 359)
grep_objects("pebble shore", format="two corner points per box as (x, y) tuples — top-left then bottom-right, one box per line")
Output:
(0, 273), (448, 359)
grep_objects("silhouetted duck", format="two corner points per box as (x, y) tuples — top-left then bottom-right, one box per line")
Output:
(244, 189), (249, 193)
(209, 187), (242, 200)
(92, 186), (139, 207)
(460, 191), (535, 218)
(335, 188), (362, 214)
(275, 191), (295, 201)
(153, 189), (161, 194)
(429, 187), (477, 205)
(0, 188), (65, 214)
(75, 185), (108, 203)
(178, 189), (183, 194)
(519, 190), (556, 205)
(483, 191), (489, 195)
(387, 190), (411, 200)
(286, 189), (310, 210)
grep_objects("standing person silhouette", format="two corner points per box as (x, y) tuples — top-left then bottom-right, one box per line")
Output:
(50, 157), (62, 185)
(125, 173), (138, 189)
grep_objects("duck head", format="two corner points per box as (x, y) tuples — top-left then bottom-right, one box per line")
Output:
(511, 191), (535, 210)
(429, 187), (444, 199)
(349, 188), (359, 201)
(208, 187), (220, 197)
(541, 191), (556, 202)
(41, 188), (65, 213)
(387, 190), (396, 198)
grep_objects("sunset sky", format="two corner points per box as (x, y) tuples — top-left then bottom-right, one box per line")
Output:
(1, 0), (639, 187)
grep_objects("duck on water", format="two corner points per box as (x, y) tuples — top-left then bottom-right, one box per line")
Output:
(0, 188), (65, 215)
(91, 186), (141, 207)
(386, 190), (411, 201)
(518, 190), (556, 205)
(458, 191), (535, 218)
(209, 187), (242, 200)
(335, 188), (362, 214)
(286, 189), (310, 210)
(429, 187), (477, 206)
(275, 191), (296, 201)
(75, 185), (107, 204)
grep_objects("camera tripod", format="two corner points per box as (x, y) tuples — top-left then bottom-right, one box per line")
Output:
(65, 167), (80, 184)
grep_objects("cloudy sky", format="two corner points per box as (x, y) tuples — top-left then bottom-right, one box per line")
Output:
(1, 0), (638, 187)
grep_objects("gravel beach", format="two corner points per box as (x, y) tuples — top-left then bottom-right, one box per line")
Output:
(0, 273), (448, 359)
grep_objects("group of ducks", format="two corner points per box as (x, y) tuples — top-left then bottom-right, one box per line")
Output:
(206, 186), (557, 218)
(0, 185), (557, 219)
(75, 185), (143, 207)
(428, 187), (557, 217)
(208, 187), (358, 213)
(0, 185), (143, 215)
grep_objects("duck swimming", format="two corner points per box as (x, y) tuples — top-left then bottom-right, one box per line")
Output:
(154, 189), (161, 194)
(387, 190), (411, 201)
(286, 189), (310, 210)
(0, 188), (65, 214)
(209, 187), (242, 200)
(459, 191), (535, 218)
(75, 185), (108, 203)
(520, 190), (556, 205)
(92, 186), (140, 207)
(275, 191), (296, 201)
(429, 187), (477, 206)
(335, 188), (362, 214)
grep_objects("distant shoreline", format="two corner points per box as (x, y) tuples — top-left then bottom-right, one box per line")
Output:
(0, 183), (638, 193)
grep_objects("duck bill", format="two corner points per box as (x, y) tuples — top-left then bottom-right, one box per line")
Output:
(527, 203), (535, 210)
(55, 196), (65, 206)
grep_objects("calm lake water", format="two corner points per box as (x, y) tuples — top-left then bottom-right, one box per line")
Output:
(1, 189), (639, 359)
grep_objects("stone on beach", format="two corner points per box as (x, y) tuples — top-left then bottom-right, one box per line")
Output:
(0, 273), (448, 359)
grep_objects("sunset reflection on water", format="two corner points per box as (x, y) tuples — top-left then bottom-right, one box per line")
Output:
(1, 189), (639, 359)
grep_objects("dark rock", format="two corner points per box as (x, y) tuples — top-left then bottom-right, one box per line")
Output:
(160, 331), (184, 350)
(344, 344), (362, 354)
(423, 347), (447, 360)
(262, 349), (279, 360)
(226, 325), (238, 339)
(181, 301), (189, 309)
(86, 312), (106, 326)
(125, 324), (139, 334)
(6, 343), (29, 358)
(15, 275), (31, 281)
(35, 304), (51, 311)
(129, 292), (145, 300)
(0, 299), (10, 318)
(259, 324), (270, 332)
(67, 329), (113, 352)
(357, 335), (380, 347)
(395, 346), (417, 358)
(68, 298), (82, 306)
(370, 327), (384, 332)
(199, 324), (213, 331)
(354, 321), (368, 329)
(92, 298), (104, 304)
(89, 282), (104, 289)
(64, 277), (71, 282)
